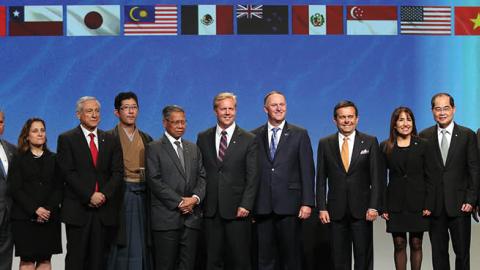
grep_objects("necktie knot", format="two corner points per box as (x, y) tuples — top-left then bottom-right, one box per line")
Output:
(174, 141), (181, 147)
(441, 129), (448, 135)
(89, 133), (95, 139)
(221, 130), (227, 136)
(272, 127), (280, 134)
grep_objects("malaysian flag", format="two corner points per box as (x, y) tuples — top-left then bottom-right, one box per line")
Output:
(237, 5), (263, 19)
(401, 6), (451, 35)
(124, 5), (177, 35)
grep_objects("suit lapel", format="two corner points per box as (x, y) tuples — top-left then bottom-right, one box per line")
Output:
(329, 134), (345, 173)
(444, 124), (459, 168)
(161, 136), (187, 180)
(96, 130), (105, 170)
(183, 141), (192, 182)
(221, 126), (241, 164)
(349, 132), (363, 171)
(273, 122), (290, 161)
(208, 128), (219, 166)
(75, 126), (96, 170)
(260, 125), (271, 162)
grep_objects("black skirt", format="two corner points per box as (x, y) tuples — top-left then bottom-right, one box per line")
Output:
(12, 219), (62, 258)
(386, 211), (429, 233)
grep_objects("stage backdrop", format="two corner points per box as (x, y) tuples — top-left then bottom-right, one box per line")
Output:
(0, 0), (479, 149)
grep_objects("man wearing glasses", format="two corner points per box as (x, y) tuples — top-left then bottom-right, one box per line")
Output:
(107, 92), (153, 270)
(146, 105), (206, 270)
(419, 93), (479, 270)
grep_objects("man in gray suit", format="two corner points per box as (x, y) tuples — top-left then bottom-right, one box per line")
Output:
(0, 110), (16, 270)
(146, 105), (206, 270)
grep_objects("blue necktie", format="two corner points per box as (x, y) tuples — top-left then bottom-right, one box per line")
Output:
(0, 159), (6, 178)
(270, 127), (280, 160)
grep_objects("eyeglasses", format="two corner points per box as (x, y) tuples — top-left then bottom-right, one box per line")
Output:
(167, 120), (187, 126)
(433, 106), (452, 113)
(120, 105), (138, 111)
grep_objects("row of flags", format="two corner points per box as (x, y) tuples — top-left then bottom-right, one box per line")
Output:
(1, 5), (480, 36)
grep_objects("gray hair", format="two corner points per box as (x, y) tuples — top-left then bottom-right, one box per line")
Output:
(76, 96), (101, 113)
(162, 105), (185, 120)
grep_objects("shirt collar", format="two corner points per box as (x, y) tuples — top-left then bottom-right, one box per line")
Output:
(216, 122), (236, 136)
(164, 131), (182, 144)
(267, 120), (285, 132)
(437, 121), (454, 135)
(338, 130), (356, 141)
(80, 124), (98, 138)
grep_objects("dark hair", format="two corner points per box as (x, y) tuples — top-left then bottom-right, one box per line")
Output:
(17, 118), (48, 154)
(333, 100), (358, 118)
(385, 107), (417, 155)
(431, 93), (454, 109)
(162, 105), (185, 120)
(114, 92), (139, 110)
(263, 90), (285, 105)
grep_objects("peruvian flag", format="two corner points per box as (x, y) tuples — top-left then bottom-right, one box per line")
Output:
(292, 5), (343, 35)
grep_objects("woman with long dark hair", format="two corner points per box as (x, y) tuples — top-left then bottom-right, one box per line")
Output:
(380, 107), (434, 270)
(8, 118), (62, 270)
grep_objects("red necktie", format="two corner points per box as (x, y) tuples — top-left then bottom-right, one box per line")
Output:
(88, 133), (99, 192)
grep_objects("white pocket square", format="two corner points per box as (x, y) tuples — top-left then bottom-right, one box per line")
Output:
(360, 149), (369, 155)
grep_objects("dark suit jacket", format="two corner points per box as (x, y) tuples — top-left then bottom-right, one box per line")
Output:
(0, 139), (16, 225)
(57, 126), (124, 226)
(146, 135), (206, 230)
(197, 125), (259, 220)
(8, 150), (63, 221)
(419, 123), (479, 217)
(252, 122), (315, 215)
(380, 137), (434, 213)
(316, 131), (384, 221)
(106, 126), (153, 245)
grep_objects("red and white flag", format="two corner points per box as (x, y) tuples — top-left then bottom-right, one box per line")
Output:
(347, 6), (397, 35)
(292, 5), (343, 35)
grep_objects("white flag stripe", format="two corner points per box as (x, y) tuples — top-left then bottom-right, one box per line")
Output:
(155, 11), (177, 15)
(308, 5), (326, 35)
(401, 25), (451, 29)
(24, 5), (63, 22)
(402, 30), (450, 34)
(198, 5), (216, 35)
(125, 28), (176, 31)
(424, 7), (451, 12)
(424, 12), (451, 16)
(347, 20), (397, 35)
(423, 18), (451, 21)
(125, 24), (177, 28)
(402, 21), (450, 25)
(126, 33), (176, 35)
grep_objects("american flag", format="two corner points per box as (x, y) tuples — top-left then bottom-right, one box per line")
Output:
(237, 5), (263, 19)
(400, 6), (451, 35)
(124, 5), (177, 36)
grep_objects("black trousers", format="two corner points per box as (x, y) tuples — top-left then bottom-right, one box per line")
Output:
(152, 227), (199, 270)
(0, 215), (13, 270)
(65, 212), (114, 270)
(429, 208), (471, 270)
(205, 214), (252, 270)
(255, 214), (303, 270)
(330, 214), (373, 270)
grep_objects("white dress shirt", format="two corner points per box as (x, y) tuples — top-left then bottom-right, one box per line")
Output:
(215, 122), (236, 158)
(80, 125), (98, 149)
(437, 121), (454, 149)
(0, 142), (9, 175)
(338, 130), (356, 165)
(267, 120), (285, 147)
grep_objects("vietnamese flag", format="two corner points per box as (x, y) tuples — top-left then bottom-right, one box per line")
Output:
(0, 6), (5, 36)
(455, 7), (480, 35)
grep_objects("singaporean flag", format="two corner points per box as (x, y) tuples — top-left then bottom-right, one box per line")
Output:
(347, 6), (397, 35)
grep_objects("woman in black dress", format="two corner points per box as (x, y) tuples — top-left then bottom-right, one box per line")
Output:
(380, 107), (434, 270)
(8, 118), (62, 270)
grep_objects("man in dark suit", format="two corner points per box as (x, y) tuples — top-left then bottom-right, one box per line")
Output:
(57, 96), (124, 270)
(197, 92), (258, 270)
(146, 105), (206, 270)
(252, 91), (315, 270)
(419, 93), (479, 270)
(0, 110), (16, 270)
(106, 92), (153, 270)
(317, 100), (383, 270)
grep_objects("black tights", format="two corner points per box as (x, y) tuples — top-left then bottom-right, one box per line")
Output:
(392, 232), (424, 270)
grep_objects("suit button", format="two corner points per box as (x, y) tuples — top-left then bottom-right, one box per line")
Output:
(403, 175), (407, 178)
(271, 168), (275, 172)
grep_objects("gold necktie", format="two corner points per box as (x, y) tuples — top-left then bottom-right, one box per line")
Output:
(341, 137), (349, 171)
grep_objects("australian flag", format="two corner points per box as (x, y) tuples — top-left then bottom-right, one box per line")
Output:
(237, 5), (288, 34)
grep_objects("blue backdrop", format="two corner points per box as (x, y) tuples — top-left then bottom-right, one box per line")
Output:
(0, 0), (478, 150)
